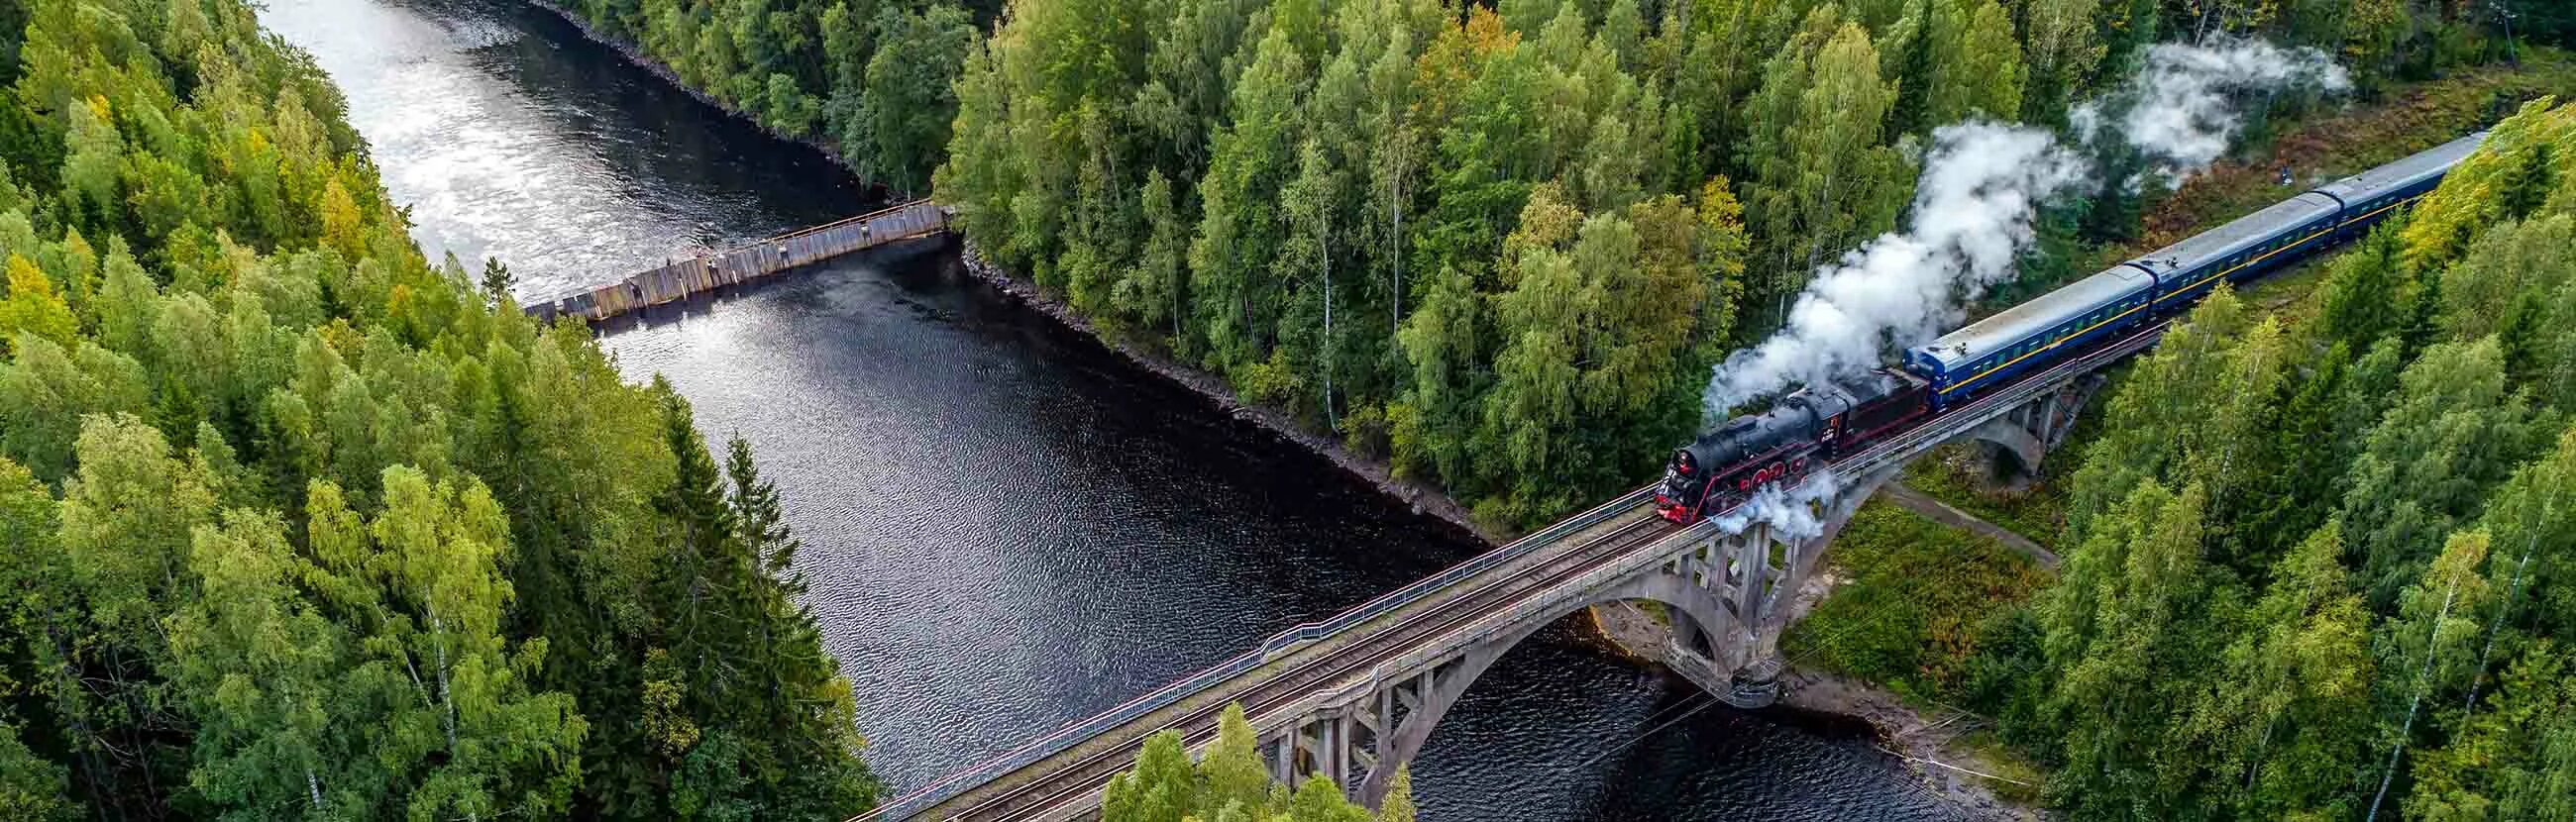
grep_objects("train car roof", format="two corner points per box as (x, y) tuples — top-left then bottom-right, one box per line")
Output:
(1913, 265), (2156, 370)
(2312, 132), (2490, 204)
(2125, 192), (2342, 275)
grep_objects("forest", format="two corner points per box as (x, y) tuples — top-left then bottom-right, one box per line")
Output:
(562, 0), (2571, 530)
(1935, 98), (2576, 820)
(936, 1), (2576, 817)
(0, 0), (879, 818)
(1, 0), (2568, 817)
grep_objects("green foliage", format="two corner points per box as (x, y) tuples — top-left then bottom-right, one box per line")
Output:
(0, 715), (75, 822)
(566, 0), (978, 191)
(855, 4), (977, 194)
(1980, 100), (2576, 820)
(1100, 704), (1395, 822)
(1785, 500), (2048, 700)
(0, 1), (879, 818)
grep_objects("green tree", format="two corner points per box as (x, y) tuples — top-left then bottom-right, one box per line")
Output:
(1101, 731), (1195, 822)
(1742, 14), (1906, 324)
(369, 467), (588, 821)
(480, 257), (513, 302)
(1921, 0), (2024, 126)
(2035, 480), (2238, 818)
(2337, 339), (2538, 608)
(164, 511), (357, 819)
(1191, 25), (1311, 373)
(0, 255), (77, 355)
(2404, 642), (2576, 821)
(2180, 524), (2374, 818)
(2015, 0), (2105, 124)
(2365, 529), (2499, 821)
(0, 716), (76, 822)
(855, 5), (975, 194)
(1376, 766), (1414, 822)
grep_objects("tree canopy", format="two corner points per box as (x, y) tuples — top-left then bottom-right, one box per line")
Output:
(0, 0), (878, 818)
(1970, 98), (2576, 820)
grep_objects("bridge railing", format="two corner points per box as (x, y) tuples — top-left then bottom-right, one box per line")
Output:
(1255, 486), (1655, 659)
(1368, 518), (1725, 681)
(527, 198), (946, 323)
(855, 485), (1654, 821)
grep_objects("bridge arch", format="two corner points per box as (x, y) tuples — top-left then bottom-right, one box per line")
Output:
(1351, 576), (1749, 804)
(1328, 463), (1904, 807)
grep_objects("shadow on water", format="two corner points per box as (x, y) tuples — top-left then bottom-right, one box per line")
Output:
(261, 0), (1968, 817)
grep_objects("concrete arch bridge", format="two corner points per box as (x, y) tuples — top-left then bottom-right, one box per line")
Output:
(861, 325), (2143, 822)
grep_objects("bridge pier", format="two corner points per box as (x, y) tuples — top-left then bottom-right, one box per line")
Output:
(1237, 371), (2114, 811)
(1252, 464), (1907, 810)
(1967, 373), (2104, 482)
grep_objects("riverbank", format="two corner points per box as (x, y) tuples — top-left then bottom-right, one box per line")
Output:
(524, 0), (866, 175)
(957, 240), (1501, 544)
(1587, 576), (2045, 822)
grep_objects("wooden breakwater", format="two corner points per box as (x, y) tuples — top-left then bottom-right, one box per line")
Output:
(525, 199), (950, 323)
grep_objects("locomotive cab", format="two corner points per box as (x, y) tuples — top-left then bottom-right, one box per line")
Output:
(1658, 404), (1825, 524)
(1656, 448), (1705, 523)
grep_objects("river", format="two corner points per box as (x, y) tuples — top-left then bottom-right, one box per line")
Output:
(259, 0), (1962, 818)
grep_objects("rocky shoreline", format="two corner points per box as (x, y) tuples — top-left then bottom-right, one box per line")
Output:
(524, 0), (860, 172)
(955, 240), (1500, 545)
(1587, 578), (2043, 821)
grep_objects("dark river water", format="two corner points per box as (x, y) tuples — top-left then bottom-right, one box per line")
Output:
(261, 0), (1961, 817)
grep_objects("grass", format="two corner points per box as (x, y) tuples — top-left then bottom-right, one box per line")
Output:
(1898, 443), (2070, 546)
(1949, 728), (2049, 806)
(1783, 501), (2048, 704)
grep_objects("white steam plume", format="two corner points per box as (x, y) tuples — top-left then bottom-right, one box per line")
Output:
(1703, 123), (2089, 414)
(1702, 38), (2350, 419)
(1712, 470), (1839, 540)
(2074, 38), (2352, 189)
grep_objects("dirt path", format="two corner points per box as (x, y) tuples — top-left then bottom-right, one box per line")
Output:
(1878, 480), (2059, 571)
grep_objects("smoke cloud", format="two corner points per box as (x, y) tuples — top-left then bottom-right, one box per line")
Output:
(1712, 470), (1839, 540)
(1702, 124), (2089, 414)
(1701, 38), (2349, 419)
(2074, 38), (2353, 188)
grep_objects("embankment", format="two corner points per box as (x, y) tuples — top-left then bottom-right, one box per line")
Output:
(955, 241), (1498, 543)
(524, 0), (857, 170)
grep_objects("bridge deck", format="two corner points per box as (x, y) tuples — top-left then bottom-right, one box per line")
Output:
(526, 199), (948, 323)
(891, 497), (1668, 820)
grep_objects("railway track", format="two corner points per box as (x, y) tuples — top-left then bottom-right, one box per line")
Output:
(940, 512), (1678, 821)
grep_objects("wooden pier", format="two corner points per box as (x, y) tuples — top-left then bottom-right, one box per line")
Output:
(525, 199), (949, 323)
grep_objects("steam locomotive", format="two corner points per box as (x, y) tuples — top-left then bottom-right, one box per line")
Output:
(1658, 131), (2492, 525)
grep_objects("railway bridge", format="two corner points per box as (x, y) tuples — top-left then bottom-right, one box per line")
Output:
(862, 321), (2151, 822)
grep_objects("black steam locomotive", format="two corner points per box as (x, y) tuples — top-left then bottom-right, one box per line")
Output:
(1657, 368), (1929, 523)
